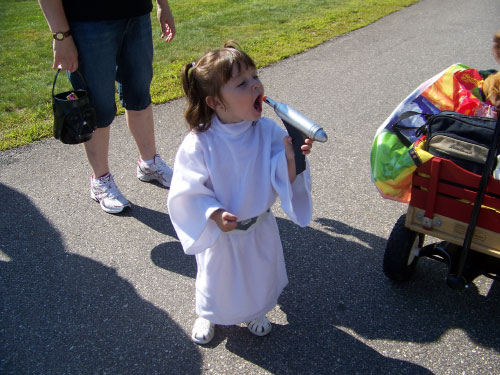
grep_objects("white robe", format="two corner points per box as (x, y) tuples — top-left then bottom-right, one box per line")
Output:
(167, 115), (312, 325)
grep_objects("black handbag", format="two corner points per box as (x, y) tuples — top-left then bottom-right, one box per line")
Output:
(421, 111), (500, 175)
(52, 69), (96, 144)
(394, 110), (499, 175)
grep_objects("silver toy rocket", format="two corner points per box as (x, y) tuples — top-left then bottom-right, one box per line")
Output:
(263, 96), (328, 142)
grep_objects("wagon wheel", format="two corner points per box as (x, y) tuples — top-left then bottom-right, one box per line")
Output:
(383, 213), (424, 281)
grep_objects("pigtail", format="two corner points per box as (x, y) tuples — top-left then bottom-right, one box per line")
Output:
(180, 62), (194, 98)
(223, 40), (242, 50)
(181, 61), (213, 132)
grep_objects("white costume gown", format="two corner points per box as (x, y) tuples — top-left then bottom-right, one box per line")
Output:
(167, 115), (312, 325)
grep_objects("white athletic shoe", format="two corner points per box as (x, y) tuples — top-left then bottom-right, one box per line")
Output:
(137, 154), (173, 188)
(90, 173), (131, 214)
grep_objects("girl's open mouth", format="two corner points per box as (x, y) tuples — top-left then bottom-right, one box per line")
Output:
(254, 94), (263, 113)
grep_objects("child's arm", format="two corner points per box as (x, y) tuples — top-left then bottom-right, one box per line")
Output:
(210, 209), (238, 232)
(283, 136), (313, 183)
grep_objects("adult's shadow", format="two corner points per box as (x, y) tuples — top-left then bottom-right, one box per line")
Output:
(0, 183), (201, 374)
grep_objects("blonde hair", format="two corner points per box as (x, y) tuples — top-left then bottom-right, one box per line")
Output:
(181, 41), (256, 132)
(483, 71), (500, 106)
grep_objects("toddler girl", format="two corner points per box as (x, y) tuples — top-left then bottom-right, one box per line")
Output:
(167, 42), (314, 344)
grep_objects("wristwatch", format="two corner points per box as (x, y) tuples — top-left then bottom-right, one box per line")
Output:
(53, 30), (72, 41)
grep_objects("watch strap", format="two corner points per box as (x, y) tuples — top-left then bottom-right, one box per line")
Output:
(53, 30), (72, 40)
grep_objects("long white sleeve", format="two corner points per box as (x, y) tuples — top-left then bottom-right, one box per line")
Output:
(167, 133), (223, 255)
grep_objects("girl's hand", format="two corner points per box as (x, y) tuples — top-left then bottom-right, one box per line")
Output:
(210, 209), (238, 232)
(283, 136), (314, 183)
(301, 137), (313, 155)
(283, 136), (314, 158)
(283, 136), (296, 183)
(283, 136), (295, 161)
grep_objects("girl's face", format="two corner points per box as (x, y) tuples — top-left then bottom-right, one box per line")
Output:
(211, 64), (264, 124)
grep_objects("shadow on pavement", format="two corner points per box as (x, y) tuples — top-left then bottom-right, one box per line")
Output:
(149, 214), (499, 373)
(0, 183), (201, 374)
(123, 203), (177, 238)
(151, 240), (196, 279)
(310, 218), (500, 351)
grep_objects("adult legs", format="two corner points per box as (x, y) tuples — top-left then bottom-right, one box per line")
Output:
(131, 104), (173, 188)
(126, 104), (156, 161)
(83, 126), (111, 178)
(69, 19), (123, 179)
(85, 124), (131, 214)
(84, 104), (162, 177)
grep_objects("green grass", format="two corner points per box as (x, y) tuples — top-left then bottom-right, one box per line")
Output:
(0, 0), (418, 150)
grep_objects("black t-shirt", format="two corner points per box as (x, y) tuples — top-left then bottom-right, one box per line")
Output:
(63, 0), (153, 22)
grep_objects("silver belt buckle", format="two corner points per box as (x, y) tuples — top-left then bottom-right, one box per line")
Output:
(234, 209), (270, 231)
(235, 216), (258, 231)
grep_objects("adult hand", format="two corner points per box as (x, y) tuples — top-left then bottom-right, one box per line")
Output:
(53, 38), (78, 72)
(157, 0), (176, 43)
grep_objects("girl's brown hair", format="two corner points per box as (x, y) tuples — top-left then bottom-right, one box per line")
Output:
(181, 41), (256, 132)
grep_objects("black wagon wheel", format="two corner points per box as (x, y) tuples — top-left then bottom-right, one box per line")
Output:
(383, 213), (424, 281)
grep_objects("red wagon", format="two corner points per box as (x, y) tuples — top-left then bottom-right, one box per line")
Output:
(383, 155), (500, 289)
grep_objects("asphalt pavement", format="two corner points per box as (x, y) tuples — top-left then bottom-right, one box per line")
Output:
(1, 0), (500, 373)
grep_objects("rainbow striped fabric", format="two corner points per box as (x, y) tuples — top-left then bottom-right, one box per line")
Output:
(370, 63), (495, 203)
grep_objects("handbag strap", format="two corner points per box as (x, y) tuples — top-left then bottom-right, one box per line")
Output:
(392, 111), (431, 147)
(52, 69), (88, 98)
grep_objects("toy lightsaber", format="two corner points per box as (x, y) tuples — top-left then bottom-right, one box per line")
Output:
(263, 96), (328, 143)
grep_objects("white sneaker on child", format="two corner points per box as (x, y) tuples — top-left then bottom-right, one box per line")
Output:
(246, 316), (272, 337)
(90, 173), (131, 214)
(191, 317), (215, 345)
(137, 154), (173, 188)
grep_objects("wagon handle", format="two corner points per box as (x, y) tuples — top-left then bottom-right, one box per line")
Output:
(446, 113), (500, 289)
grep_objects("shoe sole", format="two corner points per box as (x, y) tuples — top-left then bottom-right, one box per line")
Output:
(90, 193), (130, 214)
(191, 334), (214, 345)
(247, 322), (272, 336)
(137, 174), (171, 188)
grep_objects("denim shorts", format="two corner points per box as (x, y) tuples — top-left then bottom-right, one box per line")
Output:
(69, 14), (153, 128)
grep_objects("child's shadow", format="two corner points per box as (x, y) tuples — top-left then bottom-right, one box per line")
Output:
(152, 215), (494, 373)
(151, 240), (196, 279)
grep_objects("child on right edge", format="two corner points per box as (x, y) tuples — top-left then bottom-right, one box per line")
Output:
(167, 42), (314, 345)
(492, 28), (500, 64)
